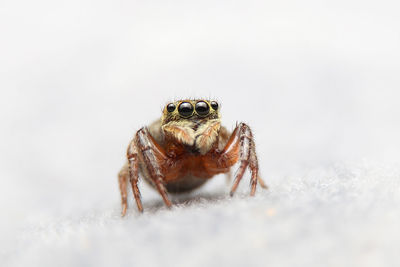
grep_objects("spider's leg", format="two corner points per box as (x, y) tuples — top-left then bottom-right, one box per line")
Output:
(118, 164), (129, 216)
(246, 128), (268, 194)
(258, 176), (268, 189)
(248, 145), (259, 196)
(135, 127), (172, 208)
(203, 122), (266, 196)
(127, 142), (143, 213)
(211, 123), (264, 196)
(230, 123), (262, 196)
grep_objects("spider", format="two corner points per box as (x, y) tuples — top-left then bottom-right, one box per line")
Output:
(118, 99), (267, 215)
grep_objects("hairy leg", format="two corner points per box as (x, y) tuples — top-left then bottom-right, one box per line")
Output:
(205, 122), (266, 196)
(135, 127), (172, 208)
(126, 142), (143, 213)
(258, 176), (268, 189)
(229, 123), (261, 196)
(118, 165), (129, 216)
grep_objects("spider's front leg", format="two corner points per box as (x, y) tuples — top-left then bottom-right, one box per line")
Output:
(131, 127), (173, 210)
(126, 141), (143, 214)
(210, 123), (267, 196)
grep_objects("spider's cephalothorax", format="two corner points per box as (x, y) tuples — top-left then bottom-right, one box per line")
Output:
(118, 99), (267, 214)
(161, 100), (221, 155)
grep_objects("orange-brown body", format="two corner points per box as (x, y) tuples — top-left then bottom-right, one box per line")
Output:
(120, 118), (237, 193)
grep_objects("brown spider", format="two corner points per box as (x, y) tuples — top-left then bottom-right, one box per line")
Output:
(118, 99), (267, 215)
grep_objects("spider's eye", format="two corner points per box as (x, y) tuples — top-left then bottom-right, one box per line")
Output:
(210, 101), (219, 110)
(178, 102), (194, 117)
(167, 103), (176, 113)
(195, 101), (210, 116)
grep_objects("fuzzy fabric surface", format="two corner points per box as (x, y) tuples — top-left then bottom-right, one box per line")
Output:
(1, 1), (400, 267)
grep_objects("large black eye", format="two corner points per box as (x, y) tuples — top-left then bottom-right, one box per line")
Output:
(195, 101), (210, 116)
(210, 101), (218, 110)
(178, 102), (194, 117)
(167, 103), (175, 112)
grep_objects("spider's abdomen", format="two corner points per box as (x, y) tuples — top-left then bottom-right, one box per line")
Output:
(164, 174), (209, 193)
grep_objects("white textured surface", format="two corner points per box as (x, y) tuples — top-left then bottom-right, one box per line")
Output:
(1, 1), (400, 266)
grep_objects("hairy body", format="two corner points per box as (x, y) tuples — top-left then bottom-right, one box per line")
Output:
(118, 99), (267, 214)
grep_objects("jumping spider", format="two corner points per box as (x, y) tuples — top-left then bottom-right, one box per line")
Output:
(118, 99), (267, 215)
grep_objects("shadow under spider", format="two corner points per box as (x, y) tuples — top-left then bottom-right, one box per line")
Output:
(142, 190), (228, 214)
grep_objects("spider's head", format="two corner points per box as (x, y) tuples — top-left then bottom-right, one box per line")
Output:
(161, 99), (221, 154)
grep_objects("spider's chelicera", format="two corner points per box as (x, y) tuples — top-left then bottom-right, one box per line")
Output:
(118, 99), (267, 214)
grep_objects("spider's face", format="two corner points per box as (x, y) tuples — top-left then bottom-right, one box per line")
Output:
(161, 100), (220, 124)
(161, 100), (221, 154)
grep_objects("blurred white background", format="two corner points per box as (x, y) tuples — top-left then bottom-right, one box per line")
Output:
(1, 0), (400, 266)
